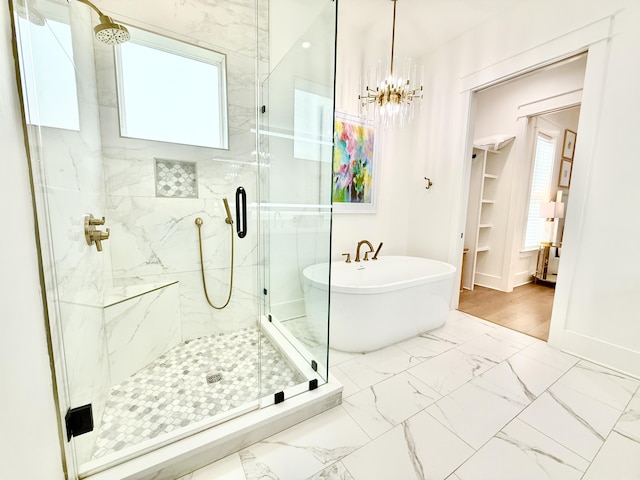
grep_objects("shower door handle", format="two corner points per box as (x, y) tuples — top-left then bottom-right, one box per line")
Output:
(235, 186), (247, 238)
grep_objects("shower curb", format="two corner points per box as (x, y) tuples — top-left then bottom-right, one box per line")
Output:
(81, 380), (343, 480)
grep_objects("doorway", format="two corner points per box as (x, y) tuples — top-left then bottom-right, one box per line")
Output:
(459, 54), (586, 341)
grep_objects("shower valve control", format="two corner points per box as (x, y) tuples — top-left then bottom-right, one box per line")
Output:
(84, 214), (110, 252)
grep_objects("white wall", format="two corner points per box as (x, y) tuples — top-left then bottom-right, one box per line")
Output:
(407, 0), (640, 376)
(332, 15), (412, 261)
(0, 4), (65, 478)
(336, 0), (640, 376)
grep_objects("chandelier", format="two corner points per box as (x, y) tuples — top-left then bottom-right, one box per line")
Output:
(358, 0), (423, 127)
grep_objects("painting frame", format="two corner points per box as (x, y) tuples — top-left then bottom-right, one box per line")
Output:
(558, 158), (573, 188)
(332, 112), (378, 213)
(562, 129), (577, 160)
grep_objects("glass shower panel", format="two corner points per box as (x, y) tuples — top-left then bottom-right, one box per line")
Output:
(259, 0), (336, 390)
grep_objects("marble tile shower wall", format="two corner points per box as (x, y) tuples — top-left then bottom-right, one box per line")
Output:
(93, 0), (263, 341)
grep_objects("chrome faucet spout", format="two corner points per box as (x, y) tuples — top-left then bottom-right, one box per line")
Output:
(355, 240), (374, 262)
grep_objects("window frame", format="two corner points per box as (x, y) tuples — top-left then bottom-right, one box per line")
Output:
(114, 26), (229, 149)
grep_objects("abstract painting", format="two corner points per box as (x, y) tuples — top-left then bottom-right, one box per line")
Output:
(333, 113), (376, 212)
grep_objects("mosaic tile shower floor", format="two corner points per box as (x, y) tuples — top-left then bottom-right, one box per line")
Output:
(92, 327), (305, 459)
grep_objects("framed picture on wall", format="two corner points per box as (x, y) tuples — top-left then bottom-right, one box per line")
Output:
(558, 158), (573, 188)
(562, 129), (577, 160)
(333, 112), (378, 213)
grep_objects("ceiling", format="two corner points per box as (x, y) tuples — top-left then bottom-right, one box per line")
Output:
(339, 0), (528, 57)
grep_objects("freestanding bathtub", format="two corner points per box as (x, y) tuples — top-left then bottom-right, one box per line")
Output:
(302, 256), (456, 353)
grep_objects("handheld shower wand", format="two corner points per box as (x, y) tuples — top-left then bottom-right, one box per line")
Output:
(222, 198), (233, 225)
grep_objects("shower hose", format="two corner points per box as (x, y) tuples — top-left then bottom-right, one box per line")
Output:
(195, 217), (233, 309)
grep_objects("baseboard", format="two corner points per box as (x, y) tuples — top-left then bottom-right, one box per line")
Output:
(271, 299), (305, 321)
(558, 330), (640, 380)
(474, 272), (502, 291)
(514, 271), (534, 287)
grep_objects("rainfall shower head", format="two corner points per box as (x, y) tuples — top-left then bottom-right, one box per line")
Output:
(16, 0), (46, 26)
(75, 0), (130, 45)
(94, 14), (130, 45)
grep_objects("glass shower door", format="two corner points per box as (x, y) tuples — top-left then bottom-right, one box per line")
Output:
(258, 0), (336, 390)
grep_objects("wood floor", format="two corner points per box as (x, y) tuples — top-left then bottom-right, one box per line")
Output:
(458, 282), (554, 341)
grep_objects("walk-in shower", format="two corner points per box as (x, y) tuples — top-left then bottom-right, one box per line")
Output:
(11, 0), (336, 477)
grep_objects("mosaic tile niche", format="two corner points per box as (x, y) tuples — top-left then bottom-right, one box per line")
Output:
(155, 159), (198, 198)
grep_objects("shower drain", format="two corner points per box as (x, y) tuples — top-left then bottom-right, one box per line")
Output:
(206, 373), (223, 384)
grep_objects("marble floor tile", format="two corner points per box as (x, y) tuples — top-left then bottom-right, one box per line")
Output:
(336, 345), (421, 390)
(395, 331), (447, 358)
(518, 341), (579, 372)
(408, 348), (496, 396)
(329, 349), (362, 367)
(180, 313), (640, 480)
(427, 315), (495, 345)
(481, 322), (538, 348)
(582, 431), (640, 480)
(307, 461), (354, 480)
(455, 419), (589, 480)
(480, 352), (566, 399)
(239, 406), (369, 480)
(614, 392), (640, 442)
(342, 411), (474, 480)
(329, 366), (361, 398)
(342, 371), (441, 439)
(397, 331), (460, 358)
(177, 453), (245, 480)
(456, 333), (525, 363)
(426, 376), (529, 449)
(517, 382), (622, 460)
(556, 360), (639, 411)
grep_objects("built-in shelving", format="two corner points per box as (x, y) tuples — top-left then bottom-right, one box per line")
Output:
(463, 146), (501, 291)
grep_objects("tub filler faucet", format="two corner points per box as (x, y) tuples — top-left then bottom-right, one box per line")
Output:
(372, 242), (383, 260)
(355, 240), (374, 262)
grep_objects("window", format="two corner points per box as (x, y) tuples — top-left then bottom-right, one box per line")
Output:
(524, 131), (556, 250)
(293, 79), (333, 161)
(16, 17), (80, 130)
(115, 27), (228, 149)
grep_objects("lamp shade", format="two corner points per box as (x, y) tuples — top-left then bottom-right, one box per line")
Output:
(539, 201), (564, 219)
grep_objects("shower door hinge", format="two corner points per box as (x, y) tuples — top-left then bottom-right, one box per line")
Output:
(260, 105), (266, 114)
(309, 379), (318, 391)
(263, 288), (268, 295)
(65, 404), (93, 442)
(311, 360), (318, 371)
(268, 314), (273, 322)
(274, 391), (285, 404)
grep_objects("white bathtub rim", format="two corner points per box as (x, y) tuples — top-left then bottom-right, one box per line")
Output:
(303, 256), (456, 295)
